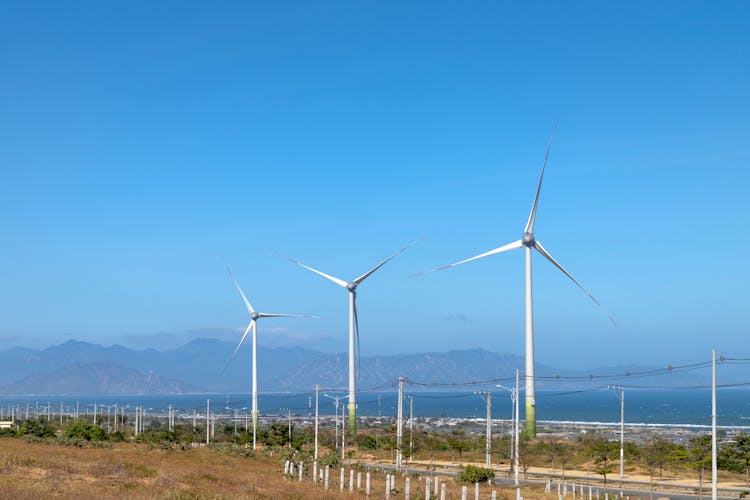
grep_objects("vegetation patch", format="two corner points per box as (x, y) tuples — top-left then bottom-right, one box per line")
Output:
(457, 464), (495, 483)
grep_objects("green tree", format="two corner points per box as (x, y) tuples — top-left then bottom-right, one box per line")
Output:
(258, 422), (293, 448)
(676, 435), (712, 500)
(730, 434), (750, 486)
(448, 431), (471, 463)
(64, 420), (107, 441)
(638, 439), (666, 498)
(585, 437), (616, 484)
(20, 418), (54, 438)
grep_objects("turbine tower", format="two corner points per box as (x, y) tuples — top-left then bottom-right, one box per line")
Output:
(415, 130), (614, 437)
(224, 264), (317, 449)
(284, 241), (416, 434)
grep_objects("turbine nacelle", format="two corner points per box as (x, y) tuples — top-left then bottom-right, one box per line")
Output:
(251, 312), (260, 320)
(346, 282), (357, 292)
(522, 232), (536, 247)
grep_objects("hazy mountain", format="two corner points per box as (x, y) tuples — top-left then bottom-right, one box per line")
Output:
(0, 339), (715, 395)
(0, 362), (196, 395)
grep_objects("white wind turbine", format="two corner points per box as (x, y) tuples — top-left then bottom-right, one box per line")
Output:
(414, 130), (615, 437)
(223, 264), (317, 449)
(283, 241), (417, 434)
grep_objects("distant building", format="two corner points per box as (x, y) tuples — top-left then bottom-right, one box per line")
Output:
(0, 421), (12, 429)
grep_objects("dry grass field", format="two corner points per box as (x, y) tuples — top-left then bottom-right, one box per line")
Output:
(0, 438), (531, 499)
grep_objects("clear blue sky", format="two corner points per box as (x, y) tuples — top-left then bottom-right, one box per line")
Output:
(1, 1), (748, 366)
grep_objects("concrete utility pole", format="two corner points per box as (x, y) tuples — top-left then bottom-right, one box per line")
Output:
(712, 348), (717, 500)
(324, 394), (347, 452)
(288, 408), (292, 448)
(474, 390), (492, 467)
(314, 384), (319, 461)
(397, 377), (404, 472)
(409, 395), (414, 462)
(514, 368), (520, 487)
(341, 403), (346, 460)
(609, 385), (625, 479)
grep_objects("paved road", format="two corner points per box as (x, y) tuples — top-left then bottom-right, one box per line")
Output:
(360, 462), (744, 500)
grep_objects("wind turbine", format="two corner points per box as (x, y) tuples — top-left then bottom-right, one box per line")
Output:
(282, 241), (416, 434)
(413, 129), (615, 437)
(224, 264), (317, 449)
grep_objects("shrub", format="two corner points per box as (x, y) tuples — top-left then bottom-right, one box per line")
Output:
(64, 420), (107, 441)
(20, 419), (54, 438)
(457, 465), (495, 483)
(318, 451), (341, 468)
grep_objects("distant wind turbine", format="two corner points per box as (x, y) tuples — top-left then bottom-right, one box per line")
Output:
(223, 263), (318, 449)
(413, 128), (615, 437)
(282, 241), (417, 434)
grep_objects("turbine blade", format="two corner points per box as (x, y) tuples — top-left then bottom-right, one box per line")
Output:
(256, 313), (320, 319)
(410, 239), (523, 277)
(524, 121), (558, 234)
(533, 241), (619, 327)
(353, 239), (419, 285)
(280, 252), (349, 288)
(222, 320), (254, 374)
(223, 260), (255, 314)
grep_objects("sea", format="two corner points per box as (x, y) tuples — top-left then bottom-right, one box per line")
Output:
(2, 389), (749, 428)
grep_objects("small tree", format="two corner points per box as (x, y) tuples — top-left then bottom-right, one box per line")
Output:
(731, 434), (750, 487)
(547, 440), (575, 481)
(517, 435), (544, 479)
(448, 431), (471, 463)
(678, 435), (712, 500)
(586, 437), (616, 484)
(638, 440), (663, 498)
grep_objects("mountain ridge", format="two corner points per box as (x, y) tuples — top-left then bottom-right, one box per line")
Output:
(0, 339), (715, 395)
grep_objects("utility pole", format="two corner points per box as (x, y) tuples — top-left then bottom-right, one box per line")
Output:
(609, 385), (625, 479)
(712, 348), (717, 500)
(324, 394), (347, 451)
(397, 377), (404, 472)
(314, 384), (319, 462)
(514, 368), (520, 487)
(288, 408), (292, 448)
(206, 399), (210, 444)
(474, 390), (492, 467)
(619, 386), (624, 479)
(409, 395), (414, 462)
(341, 403), (346, 460)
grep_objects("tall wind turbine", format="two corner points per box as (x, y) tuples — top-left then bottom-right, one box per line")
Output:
(224, 264), (317, 449)
(414, 131), (615, 437)
(283, 241), (416, 434)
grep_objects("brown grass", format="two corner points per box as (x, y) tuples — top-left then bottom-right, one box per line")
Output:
(0, 437), (537, 499)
